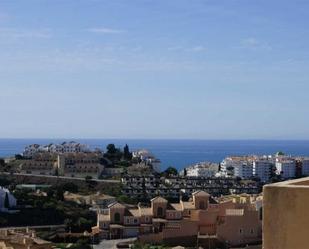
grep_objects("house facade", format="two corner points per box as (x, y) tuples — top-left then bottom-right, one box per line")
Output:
(93, 191), (262, 247)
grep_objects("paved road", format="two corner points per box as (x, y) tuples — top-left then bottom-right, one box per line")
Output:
(0, 172), (120, 183)
(93, 238), (137, 249)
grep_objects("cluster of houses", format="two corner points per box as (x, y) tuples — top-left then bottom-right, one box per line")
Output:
(220, 153), (309, 182)
(23, 141), (92, 158)
(132, 149), (161, 173)
(18, 143), (163, 180)
(180, 162), (219, 177)
(121, 175), (260, 200)
(19, 151), (106, 179)
(178, 153), (309, 184)
(92, 190), (263, 248)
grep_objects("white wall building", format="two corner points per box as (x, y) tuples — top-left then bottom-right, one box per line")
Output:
(253, 159), (273, 182)
(23, 141), (90, 157)
(276, 159), (296, 179)
(221, 157), (253, 179)
(233, 163), (253, 179)
(132, 149), (160, 172)
(0, 187), (17, 212)
(23, 144), (42, 157)
(301, 158), (309, 176)
(185, 162), (219, 177)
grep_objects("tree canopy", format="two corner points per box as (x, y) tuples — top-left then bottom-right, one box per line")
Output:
(163, 166), (178, 176)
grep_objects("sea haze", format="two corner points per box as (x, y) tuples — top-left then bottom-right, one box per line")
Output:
(1, 139), (309, 171)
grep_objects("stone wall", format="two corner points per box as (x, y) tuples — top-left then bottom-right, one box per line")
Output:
(1, 173), (120, 192)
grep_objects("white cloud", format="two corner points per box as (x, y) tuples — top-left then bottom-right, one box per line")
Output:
(0, 28), (51, 39)
(168, 45), (206, 53)
(87, 27), (126, 34)
(241, 37), (272, 50)
(187, 46), (206, 52)
(167, 46), (183, 51)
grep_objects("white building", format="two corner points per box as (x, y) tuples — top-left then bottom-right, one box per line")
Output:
(185, 162), (219, 177)
(300, 158), (309, 176)
(23, 141), (90, 157)
(275, 159), (296, 179)
(23, 144), (42, 157)
(0, 187), (16, 212)
(221, 157), (253, 179)
(56, 141), (90, 153)
(132, 149), (160, 172)
(233, 163), (253, 179)
(253, 159), (273, 182)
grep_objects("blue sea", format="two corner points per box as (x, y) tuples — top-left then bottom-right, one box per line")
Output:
(1, 139), (309, 171)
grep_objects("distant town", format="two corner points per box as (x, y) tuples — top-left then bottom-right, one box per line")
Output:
(0, 141), (308, 248)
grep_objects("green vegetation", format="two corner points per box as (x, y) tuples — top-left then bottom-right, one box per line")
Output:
(104, 143), (134, 168)
(0, 185), (96, 232)
(14, 154), (24, 160)
(0, 177), (11, 187)
(117, 194), (138, 205)
(123, 144), (133, 160)
(276, 151), (285, 156)
(161, 166), (178, 177)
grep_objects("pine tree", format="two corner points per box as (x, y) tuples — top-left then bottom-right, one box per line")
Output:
(123, 144), (132, 160)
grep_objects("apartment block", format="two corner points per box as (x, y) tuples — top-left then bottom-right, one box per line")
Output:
(253, 159), (273, 182)
(275, 158), (296, 179)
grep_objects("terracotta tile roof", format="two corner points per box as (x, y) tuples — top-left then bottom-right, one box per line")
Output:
(170, 203), (183, 211)
(108, 202), (126, 209)
(181, 201), (195, 209)
(128, 209), (141, 217)
(192, 190), (210, 196)
(150, 196), (168, 203)
(139, 207), (152, 216)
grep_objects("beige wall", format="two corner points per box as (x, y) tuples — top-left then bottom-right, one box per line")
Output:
(109, 207), (125, 224)
(151, 202), (167, 218)
(193, 195), (209, 210)
(263, 177), (309, 249)
(217, 210), (261, 246)
(163, 219), (198, 238)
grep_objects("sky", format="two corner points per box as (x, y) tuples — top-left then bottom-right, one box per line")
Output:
(0, 0), (309, 139)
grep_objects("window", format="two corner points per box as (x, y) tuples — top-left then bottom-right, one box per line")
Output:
(134, 219), (138, 224)
(239, 228), (243, 234)
(114, 212), (121, 223)
(157, 207), (163, 217)
(250, 228), (254, 234)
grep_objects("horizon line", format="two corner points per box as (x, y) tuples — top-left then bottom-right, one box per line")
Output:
(1, 137), (309, 141)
